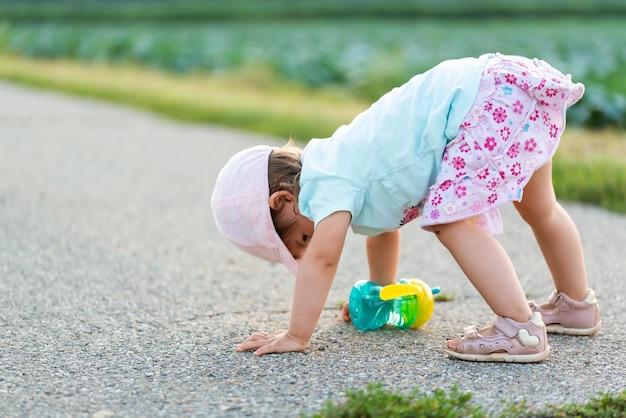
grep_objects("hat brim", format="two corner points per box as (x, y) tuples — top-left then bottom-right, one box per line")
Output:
(212, 145), (300, 278)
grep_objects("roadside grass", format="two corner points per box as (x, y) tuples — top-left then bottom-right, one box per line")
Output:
(1, 52), (624, 415)
(0, 53), (362, 140)
(554, 129), (626, 213)
(306, 383), (626, 418)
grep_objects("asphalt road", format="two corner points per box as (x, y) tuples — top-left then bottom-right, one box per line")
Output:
(1, 81), (624, 417)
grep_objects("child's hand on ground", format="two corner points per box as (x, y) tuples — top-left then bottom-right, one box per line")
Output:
(236, 330), (307, 356)
(341, 302), (351, 322)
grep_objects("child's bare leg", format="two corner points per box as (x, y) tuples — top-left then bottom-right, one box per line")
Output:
(342, 230), (400, 322)
(433, 220), (532, 326)
(366, 229), (400, 285)
(513, 160), (588, 300)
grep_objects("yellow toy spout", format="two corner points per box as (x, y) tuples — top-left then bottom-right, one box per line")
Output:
(379, 279), (440, 328)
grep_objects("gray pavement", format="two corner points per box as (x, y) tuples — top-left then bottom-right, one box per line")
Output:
(0, 81), (624, 417)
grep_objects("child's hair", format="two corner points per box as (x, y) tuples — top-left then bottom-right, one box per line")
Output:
(268, 140), (303, 196)
(268, 140), (303, 237)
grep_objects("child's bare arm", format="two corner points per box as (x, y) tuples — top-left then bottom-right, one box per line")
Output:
(288, 211), (351, 342)
(236, 211), (351, 356)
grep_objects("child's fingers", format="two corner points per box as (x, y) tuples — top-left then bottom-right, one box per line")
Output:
(341, 302), (351, 322)
(236, 330), (307, 355)
(240, 331), (271, 343)
(253, 337), (306, 356)
(253, 344), (276, 356)
(236, 330), (290, 352)
(236, 340), (264, 352)
(235, 331), (273, 352)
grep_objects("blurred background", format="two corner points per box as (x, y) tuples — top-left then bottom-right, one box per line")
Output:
(1, 0), (625, 210)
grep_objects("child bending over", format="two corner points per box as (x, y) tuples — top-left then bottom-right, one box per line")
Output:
(211, 53), (601, 362)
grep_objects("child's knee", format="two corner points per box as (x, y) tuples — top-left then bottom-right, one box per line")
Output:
(430, 222), (454, 237)
(431, 218), (478, 243)
(514, 198), (556, 225)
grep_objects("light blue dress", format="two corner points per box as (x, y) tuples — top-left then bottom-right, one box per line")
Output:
(298, 54), (492, 235)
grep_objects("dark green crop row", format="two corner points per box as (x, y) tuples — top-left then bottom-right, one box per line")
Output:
(1, 0), (626, 21)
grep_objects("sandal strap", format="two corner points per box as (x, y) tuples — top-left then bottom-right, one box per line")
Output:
(456, 313), (546, 355)
(548, 291), (570, 312)
(463, 325), (479, 339)
(493, 316), (522, 338)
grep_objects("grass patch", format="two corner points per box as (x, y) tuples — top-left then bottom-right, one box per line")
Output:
(554, 129), (626, 212)
(307, 383), (626, 417)
(0, 52), (625, 214)
(309, 383), (483, 418)
(434, 292), (455, 302)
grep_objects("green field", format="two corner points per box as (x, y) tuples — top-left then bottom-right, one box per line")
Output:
(1, 18), (626, 128)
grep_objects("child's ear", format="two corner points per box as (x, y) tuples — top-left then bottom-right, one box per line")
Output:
(269, 190), (295, 211)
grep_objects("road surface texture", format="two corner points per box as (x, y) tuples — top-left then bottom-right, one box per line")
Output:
(1, 82), (624, 416)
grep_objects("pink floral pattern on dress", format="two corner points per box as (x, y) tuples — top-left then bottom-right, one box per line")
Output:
(493, 107), (507, 123)
(549, 124), (559, 138)
(452, 157), (465, 170)
(418, 54), (584, 234)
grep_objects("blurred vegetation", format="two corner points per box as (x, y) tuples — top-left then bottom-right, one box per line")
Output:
(307, 384), (626, 418)
(2, 52), (625, 215)
(554, 158), (626, 213)
(0, 0), (625, 214)
(1, 19), (625, 128)
(1, 0), (626, 21)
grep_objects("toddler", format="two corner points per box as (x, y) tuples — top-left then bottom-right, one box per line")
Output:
(211, 53), (601, 362)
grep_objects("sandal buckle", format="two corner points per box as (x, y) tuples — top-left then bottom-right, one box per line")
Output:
(463, 326), (479, 339)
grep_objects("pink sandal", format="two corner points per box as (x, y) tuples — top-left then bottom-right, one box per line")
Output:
(445, 312), (550, 363)
(529, 289), (601, 336)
